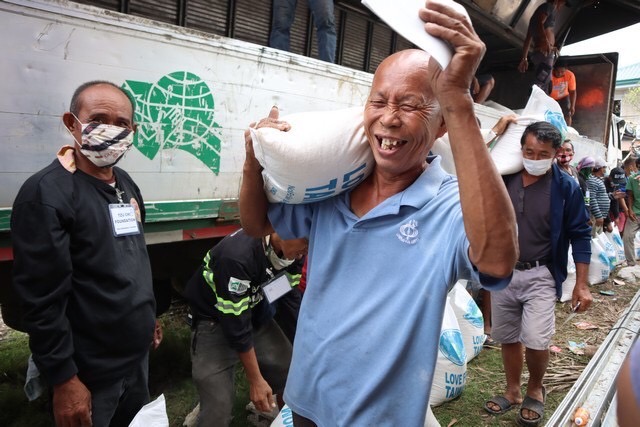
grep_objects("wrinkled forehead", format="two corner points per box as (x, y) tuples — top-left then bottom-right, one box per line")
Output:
(370, 50), (433, 100)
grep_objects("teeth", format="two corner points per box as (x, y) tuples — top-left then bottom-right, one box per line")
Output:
(381, 138), (400, 150)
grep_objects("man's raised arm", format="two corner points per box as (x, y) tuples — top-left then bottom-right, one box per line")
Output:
(420, 0), (518, 278)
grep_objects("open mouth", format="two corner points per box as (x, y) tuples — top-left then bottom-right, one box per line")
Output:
(378, 137), (407, 151)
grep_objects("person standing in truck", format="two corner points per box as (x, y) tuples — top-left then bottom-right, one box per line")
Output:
(550, 60), (577, 126)
(269, 0), (337, 63)
(183, 229), (306, 427)
(11, 81), (160, 427)
(518, 0), (567, 94)
(240, 1), (518, 425)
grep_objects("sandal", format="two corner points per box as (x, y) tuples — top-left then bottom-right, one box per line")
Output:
(516, 387), (546, 426)
(484, 395), (516, 415)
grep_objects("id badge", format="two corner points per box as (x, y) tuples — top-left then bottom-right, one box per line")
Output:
(262, 273), (292, 304)
(108, 204), (140, 236)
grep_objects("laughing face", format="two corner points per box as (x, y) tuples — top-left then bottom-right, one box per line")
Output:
(363, 50), (445, 179)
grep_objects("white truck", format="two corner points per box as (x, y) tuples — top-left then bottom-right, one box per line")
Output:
(0, 0), (623, 325)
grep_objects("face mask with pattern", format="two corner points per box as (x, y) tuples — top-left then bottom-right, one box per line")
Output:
(67, 114), (134, 168)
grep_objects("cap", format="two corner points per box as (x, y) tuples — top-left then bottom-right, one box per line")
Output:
(594, 157), (606, 169)
(577, 156), (595, 171)
(610, 167), (626, 185)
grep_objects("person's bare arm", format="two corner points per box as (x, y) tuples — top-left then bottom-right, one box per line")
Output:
(239, 107), (290, 237)
(419, 1), (517, 278)
(238, 348), (276, 413)
(569, 89), (577, 118)
(572, 262), (592, 311)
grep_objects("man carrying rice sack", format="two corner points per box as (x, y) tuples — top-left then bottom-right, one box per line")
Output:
(239, 1), (517, 425)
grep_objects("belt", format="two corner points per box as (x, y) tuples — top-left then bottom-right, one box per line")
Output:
(514, 259), (551, 271)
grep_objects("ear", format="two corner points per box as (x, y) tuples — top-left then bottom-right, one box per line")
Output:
(132, 123), (138, 133)
(435, 117), (447, 139)
(62, 112), (77, 132)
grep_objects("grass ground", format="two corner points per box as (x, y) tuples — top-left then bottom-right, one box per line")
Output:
(1, 269), (638, 427)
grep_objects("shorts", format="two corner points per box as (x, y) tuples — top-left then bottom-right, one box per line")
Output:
(556, 95), (571, 117)
(490, 265), (556, 350)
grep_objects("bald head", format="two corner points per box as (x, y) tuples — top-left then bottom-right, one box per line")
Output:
(374, 49), (432, 89)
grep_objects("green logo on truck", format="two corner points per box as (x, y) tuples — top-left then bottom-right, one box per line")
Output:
(122, 72), (222, 174)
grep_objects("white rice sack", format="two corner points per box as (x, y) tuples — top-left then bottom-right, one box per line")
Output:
(487, 115), (542, 175)
(588, 238), (611, 285)
(560, 247), (577, 303)
(429, 298), (467, 407)
(270, 404), (293, 427)
(635, 231), (640, 259)
(596, 232), (617, 268)
(250, 107), (374, 204)
(431, 129), (495, 176)
(521, 85), (568, 140)
(607, 225), (625, 265)
(448, 281), (485, 362)
(128, 394), (168, 427)
(424, 404), (441, 427)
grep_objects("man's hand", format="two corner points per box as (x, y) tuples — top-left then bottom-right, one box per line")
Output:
(572, 263), (592, 312)
(249, 376), (276, 414)
(244, 106), (290, 172)
(53, 375), (92, 427)
(630, 211), (638, 222)
(518, 58), (528, 73)
(152, 319), (163, 350)
(572, 283), (593, 313)
(418, 0), (485, 99)
(492, 114), (518, 136)
(595, 217), (604, 227)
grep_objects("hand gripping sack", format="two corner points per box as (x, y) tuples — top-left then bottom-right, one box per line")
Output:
(429, 297), (467, 407)
(250, 107), (374, 204)
(448, 281), (485, 362)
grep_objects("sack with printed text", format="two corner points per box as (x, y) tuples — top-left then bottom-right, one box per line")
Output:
(606, 225), (625, 265)
(270, 404), (294, 427)
(448, 281), (485, 362)
(429, 297), (467, 407)
(596, 231), (617, 267)
(588, 238), (611, 284)
(250, 107), (373, 204)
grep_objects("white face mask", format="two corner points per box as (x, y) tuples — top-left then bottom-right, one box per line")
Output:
(67, 114), (134, 168)
(265, 244), (295, 270)
(523, 158), (553, 176)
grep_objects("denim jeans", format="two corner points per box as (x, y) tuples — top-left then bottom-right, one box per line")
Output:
(270, 0), (337, 63)
(190, 318), (292, 427)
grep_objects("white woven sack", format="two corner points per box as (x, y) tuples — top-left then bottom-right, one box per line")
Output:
(424, 404), (441, 427)
(521, 85), (568, 140)
(429, 297), (467, 407)
(487, 115), (544, 175)
(250, 107), (373, 204)
(128, 394), (168, 427)
(270, 404), (293, 427)
(606, 225), (625, 264)
(560, 247), (577, 303)
(596, 232), (617, 268)
(448, 281), (485, 362)
(635, 231), (640, 259)
(588, 238), (611, 285)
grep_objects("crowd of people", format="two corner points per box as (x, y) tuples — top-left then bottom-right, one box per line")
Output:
(7, 1), (640, 427)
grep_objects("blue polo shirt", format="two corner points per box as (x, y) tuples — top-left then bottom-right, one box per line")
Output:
(268, 156), (509, 426)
